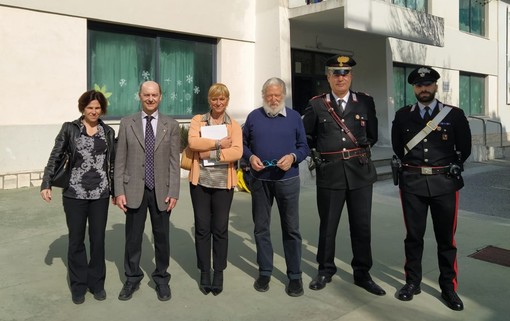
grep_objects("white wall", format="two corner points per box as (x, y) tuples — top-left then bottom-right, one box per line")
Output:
(497, 1), (510, 141)
(0, 0), (256, 43)
(0, 6), (86, 126)
(0, 6), (88, 173)
(216, 39), (255, 123)
(255, 0), (293, 109)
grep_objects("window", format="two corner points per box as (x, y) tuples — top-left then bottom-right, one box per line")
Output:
(459, 0), (485, 36)
(393, 65), (416, 110)
(88, 22), (215, 119)
(459, 73), (485, 115)
(392, 0), (428, 12)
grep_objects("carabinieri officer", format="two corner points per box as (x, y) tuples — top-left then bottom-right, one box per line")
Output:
(303, 55), (385, 296)
(391, 66), (471, 311)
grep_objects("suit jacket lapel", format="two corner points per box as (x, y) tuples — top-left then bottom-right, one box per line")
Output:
(155, 116), (168, 151)
(130, 112), (145, 150)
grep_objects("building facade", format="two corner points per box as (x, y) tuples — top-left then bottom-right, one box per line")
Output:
(1, 0), (509, 188)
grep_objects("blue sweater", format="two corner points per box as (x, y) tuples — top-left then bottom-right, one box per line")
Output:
(242, 107), (310, 181)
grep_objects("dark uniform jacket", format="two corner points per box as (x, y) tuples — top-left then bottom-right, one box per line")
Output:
(303, 90), (378, 190)
(391, 100), (472, 197)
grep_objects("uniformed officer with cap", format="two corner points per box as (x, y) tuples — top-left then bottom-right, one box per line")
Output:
(303, 55), (385, 296)
(391, 66), (471, 311)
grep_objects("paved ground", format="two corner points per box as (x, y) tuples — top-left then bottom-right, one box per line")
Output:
(0, 160), (509, 321)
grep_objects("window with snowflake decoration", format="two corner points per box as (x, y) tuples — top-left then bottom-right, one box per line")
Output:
(88, 22), (215, 119)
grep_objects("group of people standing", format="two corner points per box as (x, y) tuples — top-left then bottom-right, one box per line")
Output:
(41, 55), (471, 312)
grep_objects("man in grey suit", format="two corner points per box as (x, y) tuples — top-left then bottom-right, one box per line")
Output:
(114, 81), (180, 301)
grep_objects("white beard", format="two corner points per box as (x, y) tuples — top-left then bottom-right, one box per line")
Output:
(263, 100), (285, 116)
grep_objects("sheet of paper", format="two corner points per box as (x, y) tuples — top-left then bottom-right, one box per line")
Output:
(201, 124), (227, 166)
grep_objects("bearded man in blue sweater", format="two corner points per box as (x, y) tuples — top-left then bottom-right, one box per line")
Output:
(242, 77), (310, 297)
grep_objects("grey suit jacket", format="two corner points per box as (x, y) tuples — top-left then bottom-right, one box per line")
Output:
(114, 111), (181, 211)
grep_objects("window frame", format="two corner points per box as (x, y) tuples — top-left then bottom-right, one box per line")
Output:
(459, 0), (486, 36)
(459, 72), (486, 116)
(393, 64), (417, 111)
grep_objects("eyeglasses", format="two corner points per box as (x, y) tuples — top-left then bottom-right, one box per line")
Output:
(262, 159), (278, 167)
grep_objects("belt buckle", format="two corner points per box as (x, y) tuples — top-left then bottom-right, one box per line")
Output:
(421, 167), (433, 175)
(426, 121), (437, 131)
(341, 150), (351, 160)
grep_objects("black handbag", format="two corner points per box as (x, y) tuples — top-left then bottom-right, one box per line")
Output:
(52, 152), (71, 188)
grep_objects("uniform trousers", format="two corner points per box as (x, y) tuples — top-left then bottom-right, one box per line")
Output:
(190, 183), (234, 272)
(124, 187), (170, 285)
(62, 196), (109, 296)
(251, 176), (302, 280)
(400, 190), (459, 291)
(316, 185), (373, 281)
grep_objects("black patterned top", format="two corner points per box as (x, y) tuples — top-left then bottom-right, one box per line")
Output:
(63, 123), (109, 200)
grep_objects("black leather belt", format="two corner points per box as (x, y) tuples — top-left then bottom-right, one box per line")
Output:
(402, 165), (449, 175)
(320, 148), (369, 161)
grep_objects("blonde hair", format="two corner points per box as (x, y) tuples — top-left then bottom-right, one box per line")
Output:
(208, 83), (230, 99)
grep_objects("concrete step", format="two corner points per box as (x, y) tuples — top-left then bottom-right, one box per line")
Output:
(376, 164), (393, 181)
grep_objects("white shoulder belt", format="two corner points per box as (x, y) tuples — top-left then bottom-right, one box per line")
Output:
(404, 104), (452, 155)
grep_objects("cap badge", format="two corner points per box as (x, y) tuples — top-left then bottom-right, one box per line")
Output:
(337, 56), (350, 67)
(418, 67), (431, 77)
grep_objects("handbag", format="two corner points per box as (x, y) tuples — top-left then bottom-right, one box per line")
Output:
(180, 146), (193, 170)
(52, 152), (71, 188)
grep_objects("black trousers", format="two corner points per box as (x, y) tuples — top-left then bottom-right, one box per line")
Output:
(400, 190), (459, 291)
(190, 183), (234, 272)
(62, 196), (109, 296)
(124, 187), (170, 285)
(315, 185), (373, 281)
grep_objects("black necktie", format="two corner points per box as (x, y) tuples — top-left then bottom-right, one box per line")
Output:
(423, 106), (431, 122)
(145, 115), (155, 190)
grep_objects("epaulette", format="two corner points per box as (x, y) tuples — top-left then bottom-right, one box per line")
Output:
(310, 93), (327, 100)
(353, 91), (371, 97)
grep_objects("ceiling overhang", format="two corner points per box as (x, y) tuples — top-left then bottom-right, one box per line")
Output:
(289, 0), (444, 47)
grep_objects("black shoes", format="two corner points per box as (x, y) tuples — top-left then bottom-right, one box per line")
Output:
(72, 294), (85, 305)
(211, 271), (224, 296)
(119, 281), (170, 301)
(118, 281), (140, 301)
(309, 275), (332, 290)
(354, 279), (386, 296)
(254, 276), (270, 292)
(199, 271), (212, 295)
(441, 290), (464, 311)
(254, 276), (303, 296)
(156, 284), (171, 301)
(92, 289), (106, 301)
(397, 283), (421, 301)
(286, 279), (304, 297)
